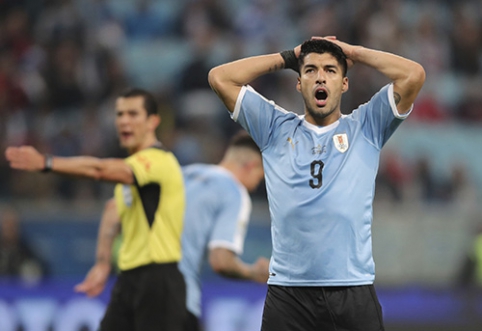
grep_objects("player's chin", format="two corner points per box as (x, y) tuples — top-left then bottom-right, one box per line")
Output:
(308, 107), (327, 118)
(119, 139), (132, 149)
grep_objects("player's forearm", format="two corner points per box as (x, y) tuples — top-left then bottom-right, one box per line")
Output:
(209, 248), (263, 281)
(351, 47), (425, 94)
(49, 155), (104, 178)
(210, 53), (284, 87)
(208, 53), (285, 111)
(51, 156), (133, 184)
(96, 199), (120, 266)
(213, 257), (256, 280)
(349, 46), (425, 113)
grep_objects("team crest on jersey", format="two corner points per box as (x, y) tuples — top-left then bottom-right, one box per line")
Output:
(333, 133), (349, 153)
(122, 184), (133, 207)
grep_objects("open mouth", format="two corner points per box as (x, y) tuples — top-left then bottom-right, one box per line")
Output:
(315, 89), (328, 101)
(314, 87), (328, 106)
(120, 132), (133, 140)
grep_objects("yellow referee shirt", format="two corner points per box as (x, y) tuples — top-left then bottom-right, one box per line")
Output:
(114, 146), (185, 271)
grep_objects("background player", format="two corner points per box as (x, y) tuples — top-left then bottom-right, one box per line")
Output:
(180, 130), (269, 331)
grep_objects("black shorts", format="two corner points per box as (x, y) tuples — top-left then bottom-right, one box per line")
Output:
(261, 284), (384, 331)
(183, 310), (203, 331)
(100, 263), (186, 331)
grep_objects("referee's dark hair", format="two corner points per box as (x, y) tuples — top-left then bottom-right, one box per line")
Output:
(120, 88), (159, 116)
(228, 131), (260, 155)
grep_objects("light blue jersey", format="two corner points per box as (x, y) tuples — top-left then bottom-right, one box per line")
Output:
(232, 83), (410, 286)
(178, 164), (251, 317)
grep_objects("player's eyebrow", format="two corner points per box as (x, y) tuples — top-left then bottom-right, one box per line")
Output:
(302, 63), (317, 71)
(324, 64), (339, 71)
(302, 63), (339, 72)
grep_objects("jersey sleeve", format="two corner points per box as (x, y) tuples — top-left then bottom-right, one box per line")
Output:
(352, 83), (413, 149)
(231, 85), (296, 151)
(207, 178), (251, 256)
(124, 148), (165, 186)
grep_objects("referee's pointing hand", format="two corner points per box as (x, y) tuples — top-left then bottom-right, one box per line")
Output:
(5, 146), (45, 172)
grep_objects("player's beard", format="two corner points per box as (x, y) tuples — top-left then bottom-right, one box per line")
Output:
(306, 104), (337, 122)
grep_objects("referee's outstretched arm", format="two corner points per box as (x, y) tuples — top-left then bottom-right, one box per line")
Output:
(5, 145), (134, 184)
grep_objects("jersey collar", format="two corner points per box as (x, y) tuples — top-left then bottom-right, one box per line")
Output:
(301, 115), (345, 135)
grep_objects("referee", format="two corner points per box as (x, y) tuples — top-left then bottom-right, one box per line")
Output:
(5, 88), (186, 331)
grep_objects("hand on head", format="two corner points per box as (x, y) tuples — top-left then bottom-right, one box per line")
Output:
(310, 36), (356, 69)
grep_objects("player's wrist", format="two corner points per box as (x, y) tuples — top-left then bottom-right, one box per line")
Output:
(280, 50), (299, 73)
(96, 257), (111, 266)
(42, 154), (53, 173)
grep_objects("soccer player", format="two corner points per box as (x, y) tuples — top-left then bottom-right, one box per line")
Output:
(180, 130), (269, 331)
(75, 131), (270, 331)
(5, 88), (186, 331)
(208, 37), (425, 331)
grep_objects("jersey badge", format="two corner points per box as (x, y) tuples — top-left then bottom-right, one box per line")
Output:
(333, 133), (349, 153)
(135, 154), (151, 171)
(122, 184), (133, 207)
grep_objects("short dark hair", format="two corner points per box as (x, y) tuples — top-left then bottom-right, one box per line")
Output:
(228, 131), (260, 155)
(119, 88), (159, 116)
(298, 39), (348, 76)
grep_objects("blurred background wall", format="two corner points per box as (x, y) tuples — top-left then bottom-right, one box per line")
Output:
(1, 0), (482, 330)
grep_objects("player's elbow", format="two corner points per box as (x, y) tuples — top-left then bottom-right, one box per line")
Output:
(208, 66), (223, 93)
(407, 62), (426, 91)
(97, 160), (134, 184)
(82, 167), (102, 181)
(95, 168), (111, 181)
(209, 255), (228, 274)
(209, 248), (234, 274)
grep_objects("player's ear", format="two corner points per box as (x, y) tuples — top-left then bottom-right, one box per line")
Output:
(341, 77), (349, 93)
(296, 77), (301, 93)
(242, 159), (256, 174)
(148, 114), (161, 130)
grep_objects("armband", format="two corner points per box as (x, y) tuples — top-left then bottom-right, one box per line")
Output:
(280, 50), (299, 73)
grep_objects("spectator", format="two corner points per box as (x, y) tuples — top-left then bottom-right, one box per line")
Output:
(0, 206), (48, 284)
(123, 0), (172, 40)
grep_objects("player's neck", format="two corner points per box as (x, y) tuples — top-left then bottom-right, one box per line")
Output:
(219, 160), (238, 178)
(305, 110), (342, 127)
(127, 136), (159, 154)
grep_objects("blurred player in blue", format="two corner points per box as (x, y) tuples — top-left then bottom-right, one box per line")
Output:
(180, 130), (269, 331)
(208, 37), (425, 331)
(76, 130), (269, 331)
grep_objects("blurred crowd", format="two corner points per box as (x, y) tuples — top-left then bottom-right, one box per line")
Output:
(0, 206), (48, 283)
(1, 0), (481, 204)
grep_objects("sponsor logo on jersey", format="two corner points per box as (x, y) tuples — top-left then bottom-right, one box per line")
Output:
(333, 133), (349, 153)
(287, 137), (298, 149)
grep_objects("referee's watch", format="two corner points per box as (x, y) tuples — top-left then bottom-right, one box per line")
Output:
(42, 154), (53, 173)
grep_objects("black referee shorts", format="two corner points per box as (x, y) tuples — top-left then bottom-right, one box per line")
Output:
(100, 263), (186, 331)
(183, 310), (203, 331)
(261, 284), (384, 331)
